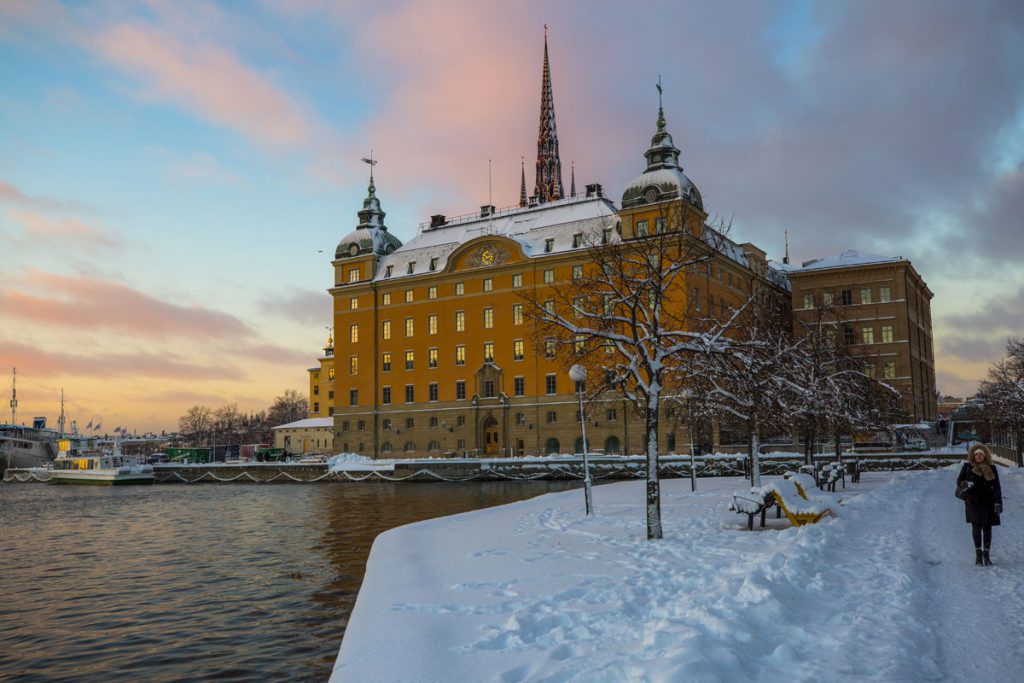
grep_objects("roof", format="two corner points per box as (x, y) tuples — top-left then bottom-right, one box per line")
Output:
(271, 417), (333, 431)
(794, 250), (904, 273)
(372, 194), (618, 282)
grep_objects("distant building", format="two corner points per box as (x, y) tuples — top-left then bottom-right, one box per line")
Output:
(272, 417), (334, 455)
(307, 335), (335, 417)
(787, 250), (937, 421)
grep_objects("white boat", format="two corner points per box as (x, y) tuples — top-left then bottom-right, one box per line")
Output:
(49, 437), (154, 486)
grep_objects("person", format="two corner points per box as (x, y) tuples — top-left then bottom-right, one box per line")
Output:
(957, 444), (1003, 565)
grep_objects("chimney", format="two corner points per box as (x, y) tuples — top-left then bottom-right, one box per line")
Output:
(528, 195), (539, 207)
(585, 183), (603, 198)
(430, 214), (446, 228)
(480, 204), (495, 217)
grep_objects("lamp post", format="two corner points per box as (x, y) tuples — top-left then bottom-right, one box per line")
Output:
(682, 388), (697, 492)
(569, 364), (594, 516)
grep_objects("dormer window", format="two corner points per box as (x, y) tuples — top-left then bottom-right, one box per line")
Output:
(544, 238), (554, 253)
(429, 257), (438, 271)
(384, 265), (393, 278)
(602, 228), (612, 244)
(572, 233), (582, 248)
(407, 261), (416, 274)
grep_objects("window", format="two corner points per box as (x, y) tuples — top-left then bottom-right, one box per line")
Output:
(349, 324), (358, 343)
(544, 238), (554, 253)
(384, 265), (393, 278)
(457, 414), (466, 427)
(544, 299), (555, 314)
(484, 342), (494, 362)
(457, 439), (465, 450)
(382, 320), (391, 340)
(573, 297), (583, 318)
(823, 291), (834, 306)
(880, 286), (892, 303)
(383, 419), (391, 431)
(405, 385), (415, 403)
(405, 317), (414, 337)
(602, 228), (612, 244)
(313, 385), (319, 396)
(546, 411), (557, 424)
(348, 267), (359, 283)
(545, 374), (557, 395)
(382, 292), (391, 306)
(515, 412), (526, 425)
(382, 386), (391, 405)
(572, 233), (582, 248)
(574, 334), (585, 354)
(512, 273), (523, 288)
(455, 345), (466, 366)
(636, 219), (648, 236)
(514, 376), (525, 396)
(512, 303), (524, 325)
(655, 217), (666, 233)
(883, 361), (896, 380)
(405, 417), (414, 429)
(407, 262), (415, 275)
(405, 289), (413, 303)
(342, 421), (349, 432)
(455, 282), (464, 296)
(429, 383), (439, 402)
(428, 285), (437, 299)
(483, 307), (494, 329)
(841, 289), (853, 306)
(349, 297), (358, 310)
(864, 362), (876, 379)
(843, 325), (855, 346)
(455, 310), (465, 332)
(513, 339), (524, 360)
(349, 389), (358, 406)
(428, 347), (438, 368)
(861, 287), (873, 304)
(483, 379), (495, 398)
(803, 293), (814, 309)
(862, 326), (875, 344)
(328, 407), (334, 416)
(428, 314), (438, 335)
(545, 339), (556, 359)
(404, 441), (415, 452)
(328, 389), (334, 399)
(881, 324), (894, 343)
(572, 264), (583, 280)
(427, 440), (440, 452)
(607, 408), (618, 422)
(483, 277), (493, 292)
(382, 352), (391, 372)
(456, 380), (466, 400)
(328, 367), (335, 381)
(349, 356), (358, 374)
(429, 258), (438, 272)
(405, 350), (414, 370)
(543, 269), (554, 284)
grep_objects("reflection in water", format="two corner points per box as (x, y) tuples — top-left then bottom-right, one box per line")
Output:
(0, 481), (579, 681)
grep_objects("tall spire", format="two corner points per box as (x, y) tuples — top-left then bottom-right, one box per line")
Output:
(534, 25), (563, 203)
(570, 161), (576, 197)
(519, 157), (528, 207)
(643, 78), (682, 172)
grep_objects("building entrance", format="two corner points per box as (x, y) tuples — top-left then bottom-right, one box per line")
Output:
(483, 417), (500, 455)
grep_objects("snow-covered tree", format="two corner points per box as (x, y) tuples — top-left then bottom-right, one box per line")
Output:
(527, 212), (733, 540)
(978, 338), (1024, 466)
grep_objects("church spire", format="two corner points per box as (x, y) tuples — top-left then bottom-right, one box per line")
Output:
(534, 26), (564, 203)
(570, 161), (576, 197)
(519, 157), (528, 207)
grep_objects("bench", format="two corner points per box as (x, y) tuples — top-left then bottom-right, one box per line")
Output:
(729, 487), (782, 530)
(731, 473), (836, 529)
(819, 463), (846, 492)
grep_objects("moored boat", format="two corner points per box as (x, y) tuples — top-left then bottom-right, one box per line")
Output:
(49, 437), (154, 485)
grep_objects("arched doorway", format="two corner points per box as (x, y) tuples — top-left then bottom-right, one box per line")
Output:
(545, 437), (560, 455)
(483, 416), (500, 455)
(574, 437), (585, 454)
(604, 435), (621, 455)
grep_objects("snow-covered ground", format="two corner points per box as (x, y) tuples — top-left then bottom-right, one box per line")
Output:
(333, 468), (1024, 682)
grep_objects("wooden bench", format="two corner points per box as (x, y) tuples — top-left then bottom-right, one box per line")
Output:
(731, 473), (836, 529)
(819, 463), (846, 492)
(729, 487), (782, 530)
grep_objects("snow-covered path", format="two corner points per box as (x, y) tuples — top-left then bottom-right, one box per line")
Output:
(333, 468), (1024, 682)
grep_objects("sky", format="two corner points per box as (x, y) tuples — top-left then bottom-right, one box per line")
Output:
(1, 0), (1022, 433)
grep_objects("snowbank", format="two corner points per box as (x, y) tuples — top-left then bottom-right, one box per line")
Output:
(334, 469), (1024, 682)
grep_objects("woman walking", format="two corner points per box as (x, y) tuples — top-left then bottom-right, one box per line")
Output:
(957, 444), (1003, 565)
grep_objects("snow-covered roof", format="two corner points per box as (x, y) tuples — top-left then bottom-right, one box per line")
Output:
(374, 195), (618, 282)
(271, 417), (333, 431)
(795, 250), (904, 272)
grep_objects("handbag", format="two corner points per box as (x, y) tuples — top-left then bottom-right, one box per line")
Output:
(955, 480), (970, 500)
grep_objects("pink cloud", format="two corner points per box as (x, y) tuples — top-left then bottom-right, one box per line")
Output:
(11, 210), (119, 248)
(0, 271), (251, 339)
(0, 178), (92, 213)
(94, 21), (318, 149)
(0, 340), (239, 380)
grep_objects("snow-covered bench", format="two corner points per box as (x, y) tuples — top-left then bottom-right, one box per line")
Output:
(729, 487), (781, 530)
(819, 463), (846, 492)
(730, 473), (836, 530)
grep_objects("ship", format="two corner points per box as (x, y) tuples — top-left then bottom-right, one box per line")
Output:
(0, 368), (62, 474)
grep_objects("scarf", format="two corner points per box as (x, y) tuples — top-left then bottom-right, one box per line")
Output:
(971, 462), (995, 481)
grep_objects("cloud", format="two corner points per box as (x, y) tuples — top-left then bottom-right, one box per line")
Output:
(8, 210), (119, 249)
(93, 21), (319, 149)
(259, 287), (332, 325)
(0, 178), (93, 214)
(0, 340), (239, 380)
(233, 342), (312, 367)
(0, 271), (251, 339)
(944, 286), (1024, 333)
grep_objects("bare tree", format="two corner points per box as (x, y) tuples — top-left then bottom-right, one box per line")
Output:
(267, 389), (309, 428)
(178, 405), (213, 446)
(526, 210), (733, 539)
(978, 337), (1024, 466)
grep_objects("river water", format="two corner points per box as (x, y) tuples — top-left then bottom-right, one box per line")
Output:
(0, 481), (579, 681)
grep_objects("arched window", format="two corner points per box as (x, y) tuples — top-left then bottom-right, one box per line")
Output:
(604, 435), (621, 455)
(404, 441), (416, 452)
(544, 437), (560, 455)
(574, 437), (585, 454)
(427, 440), (441, 452)
(381, 442), (392, 453)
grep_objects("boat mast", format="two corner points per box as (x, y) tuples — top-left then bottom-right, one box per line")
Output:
(58, 388), (66, 436)
(9, 367), (17, 426)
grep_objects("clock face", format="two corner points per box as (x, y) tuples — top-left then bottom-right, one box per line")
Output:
(349, 243), (360, 256)
(480, 248), (495, 266)
(644, 188), (658, 203)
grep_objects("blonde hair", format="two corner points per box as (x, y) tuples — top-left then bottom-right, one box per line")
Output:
(968, 443), (992, 462)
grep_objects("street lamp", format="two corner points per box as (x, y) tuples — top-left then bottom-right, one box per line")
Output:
(682, 388), (697, 492)
(569, 364), (594, 516)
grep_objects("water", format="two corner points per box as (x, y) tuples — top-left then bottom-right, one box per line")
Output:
(0, 481), (579, 681)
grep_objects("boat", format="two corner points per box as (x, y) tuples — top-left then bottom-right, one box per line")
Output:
(0, 424), (60, 473)
(49, 436), (155, 486)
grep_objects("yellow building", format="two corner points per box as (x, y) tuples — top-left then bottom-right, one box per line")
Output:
(272, 417), (334, 455)
(307, 336), (335, 417)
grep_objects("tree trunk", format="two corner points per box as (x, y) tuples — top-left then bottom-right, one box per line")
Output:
(645, 398), (663, 540)
(804, 426), (815, 466)
(834, 429), (842, 462)
(1016, 430), (1023, 468)
(750, 417), (762, 487)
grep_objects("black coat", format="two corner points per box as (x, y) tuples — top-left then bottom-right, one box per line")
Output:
(958, 463), (1002, 526)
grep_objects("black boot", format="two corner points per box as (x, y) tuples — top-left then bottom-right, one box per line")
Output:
(976, 548), (983, 565)
(983, 549), (993, 566)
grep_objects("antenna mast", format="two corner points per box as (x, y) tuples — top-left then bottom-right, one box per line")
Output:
(784, 229), (790, 265)
(59, 388), (66, 436)
(10, 367), (17, 426)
